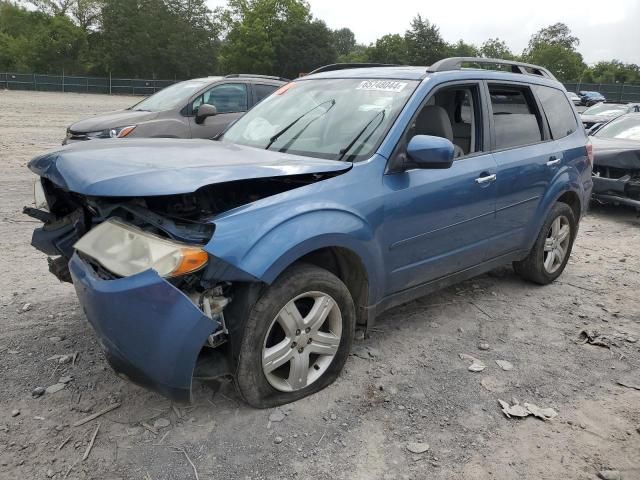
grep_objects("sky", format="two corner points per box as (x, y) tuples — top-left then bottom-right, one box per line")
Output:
(207, 0), (640, 65)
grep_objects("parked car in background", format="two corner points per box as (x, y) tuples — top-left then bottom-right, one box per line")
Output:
(579, 91), (606, 106)
(63, 74), (287, 144)
(590, 112), (640, 209)
(581, 102), (640, 131)
(568, 91), (582, 105)
(26, 58), (591, 407)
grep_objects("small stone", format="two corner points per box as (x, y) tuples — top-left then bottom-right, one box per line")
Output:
(126, 427), (143, 436)
(406, 442), (430, 454)
(274, 436), (283, 444)
(269, 410), (286, 423)
(468, 361), (486, 372)
(48, 336), (63, 343)
(330, 413), (337, 420)
(31, 387), (45, 398)
(58, 376), (73, 384)
(478, 343), (490, 351)
(626, 337), (637, 343)
(11, 410), (20, 417)
(495, 360), (513, 371)
(153, 418), (170, 429)
(45, 383), (66, 394)
(598, 470), (622, 480)
(46, 469), (54, 478)
(21, 303), (32, 312)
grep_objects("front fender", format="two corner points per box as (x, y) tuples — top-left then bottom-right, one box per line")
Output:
(208, 208), (385, 305)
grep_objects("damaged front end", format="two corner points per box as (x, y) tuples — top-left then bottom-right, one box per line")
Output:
(592, 165), (640, 208)
(24, 154), (347, 401)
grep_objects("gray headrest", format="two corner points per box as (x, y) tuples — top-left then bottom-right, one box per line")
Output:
(414, 105), (454, 141)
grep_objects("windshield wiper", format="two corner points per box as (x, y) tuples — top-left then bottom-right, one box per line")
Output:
(278, 101), (336, 153)
(337, 109), (385, 161)
(265, 99), (336, 151)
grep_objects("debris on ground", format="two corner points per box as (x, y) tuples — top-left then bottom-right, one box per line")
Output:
(351, 346), (380, 359)
(153, 418), (170, 429)
(45, 383), (66, 394)
(459, 353), (486, 372)
(577, 329), (613, 348)
(268, 410), (286, 423)
(598, 470), (622, 480)
(58, 376), (73, 384)
(11, 409), (20, 417)
(21, 303), (31, 312)
(498, 399), (558, 421)
(406, 442), (430, 454)
(72, 402), (121, 427)
(478, 343), (490, 351)
(495, 360), (514, 371)
(617, 379), (640, 391)
(274, 436), (283, 444)
(626, 336), (638, 343)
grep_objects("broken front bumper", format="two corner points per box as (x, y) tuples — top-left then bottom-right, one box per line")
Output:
(68, 253), (220, 402)
(592, 174), (640, 208)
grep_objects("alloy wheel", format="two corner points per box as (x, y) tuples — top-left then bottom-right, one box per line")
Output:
(543, 215), (571, 274)
(262, 291), (342, 392)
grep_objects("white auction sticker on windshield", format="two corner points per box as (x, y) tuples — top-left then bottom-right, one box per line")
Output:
(357, 80), (407, 92)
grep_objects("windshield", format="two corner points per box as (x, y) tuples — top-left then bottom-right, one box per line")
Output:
(594, 115), (640, 141)
(131, 79), (212, 112)
(583, 103), (627, 116)
(222, 78), (418, 161)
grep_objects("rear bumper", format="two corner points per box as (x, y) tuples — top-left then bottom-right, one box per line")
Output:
(69, 253), (219, 402)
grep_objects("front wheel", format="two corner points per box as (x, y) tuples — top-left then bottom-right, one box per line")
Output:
(234, 263), (355, 408)
(513, 202), (577, 285)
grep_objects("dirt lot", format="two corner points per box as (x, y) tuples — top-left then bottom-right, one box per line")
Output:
(1, 89), (639, 480)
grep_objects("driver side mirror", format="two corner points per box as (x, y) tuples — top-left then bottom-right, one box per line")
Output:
(405, 135), (454, 169)
(195, 104), (217, 124)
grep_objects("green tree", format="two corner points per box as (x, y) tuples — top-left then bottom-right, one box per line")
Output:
(447, 39), (479, 57)
(480, 38), (515, 60)
(523, 23), (585, 81)
(220, 0), (335, 78)
(404, 15), (447, 66)
(331, 27), (355, 57)
(584, 60), (640, 84)
(337, 43), (370, 63)
(368, 34), (407, 64)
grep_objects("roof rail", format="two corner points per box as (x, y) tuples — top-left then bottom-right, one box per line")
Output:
(308, 63), (398, 75)
(224, 73), (290, 82)
(427, 57), (557, 80)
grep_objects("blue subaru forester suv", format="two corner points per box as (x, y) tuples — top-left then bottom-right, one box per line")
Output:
(26, 58), (593, 407)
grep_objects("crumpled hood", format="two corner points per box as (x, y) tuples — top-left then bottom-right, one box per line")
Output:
(590, 136), (640, 169)
(69, 109), (159, 133)
(28, 138), (352, 197)
(581, 114), (616, 125)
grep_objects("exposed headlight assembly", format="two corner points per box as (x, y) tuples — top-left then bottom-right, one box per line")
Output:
(85, 125), (136, 139)
(74, 219), (208, 278)
(34, 179), (48, 211)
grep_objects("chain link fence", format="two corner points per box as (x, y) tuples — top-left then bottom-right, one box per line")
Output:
(564, 82), (640, 103)
(3, 72), (640, 103)
(0, 72), (178, 95)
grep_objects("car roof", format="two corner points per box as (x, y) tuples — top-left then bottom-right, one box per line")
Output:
(302, 65), (563, 88)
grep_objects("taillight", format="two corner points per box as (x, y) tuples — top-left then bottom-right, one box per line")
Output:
(586, 142), (593, 167)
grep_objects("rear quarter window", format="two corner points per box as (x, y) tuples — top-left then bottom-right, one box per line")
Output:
(534, 85), (578, 139)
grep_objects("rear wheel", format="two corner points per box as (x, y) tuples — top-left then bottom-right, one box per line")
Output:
(513, 202), (577, 285)
(234, 263), (355, 408)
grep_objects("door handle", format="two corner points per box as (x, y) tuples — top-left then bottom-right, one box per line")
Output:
(546, 157), (561, 166)
(475, 173), (496, 184)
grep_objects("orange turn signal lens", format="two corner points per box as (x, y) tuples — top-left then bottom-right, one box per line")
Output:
(117, 125), (136, 138)
(171, 248), (209, 277)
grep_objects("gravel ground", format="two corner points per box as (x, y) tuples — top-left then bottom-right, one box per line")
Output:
(1, 90), (639, 480)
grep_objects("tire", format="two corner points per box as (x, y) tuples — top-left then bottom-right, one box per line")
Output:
(234, 263), (355, 408)
(513, 202), (577, 285)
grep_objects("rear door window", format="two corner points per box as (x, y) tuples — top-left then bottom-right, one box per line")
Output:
(488, 85), (544, 150)
(533, 85), (578, 139)
(253, 84), (279, 104)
